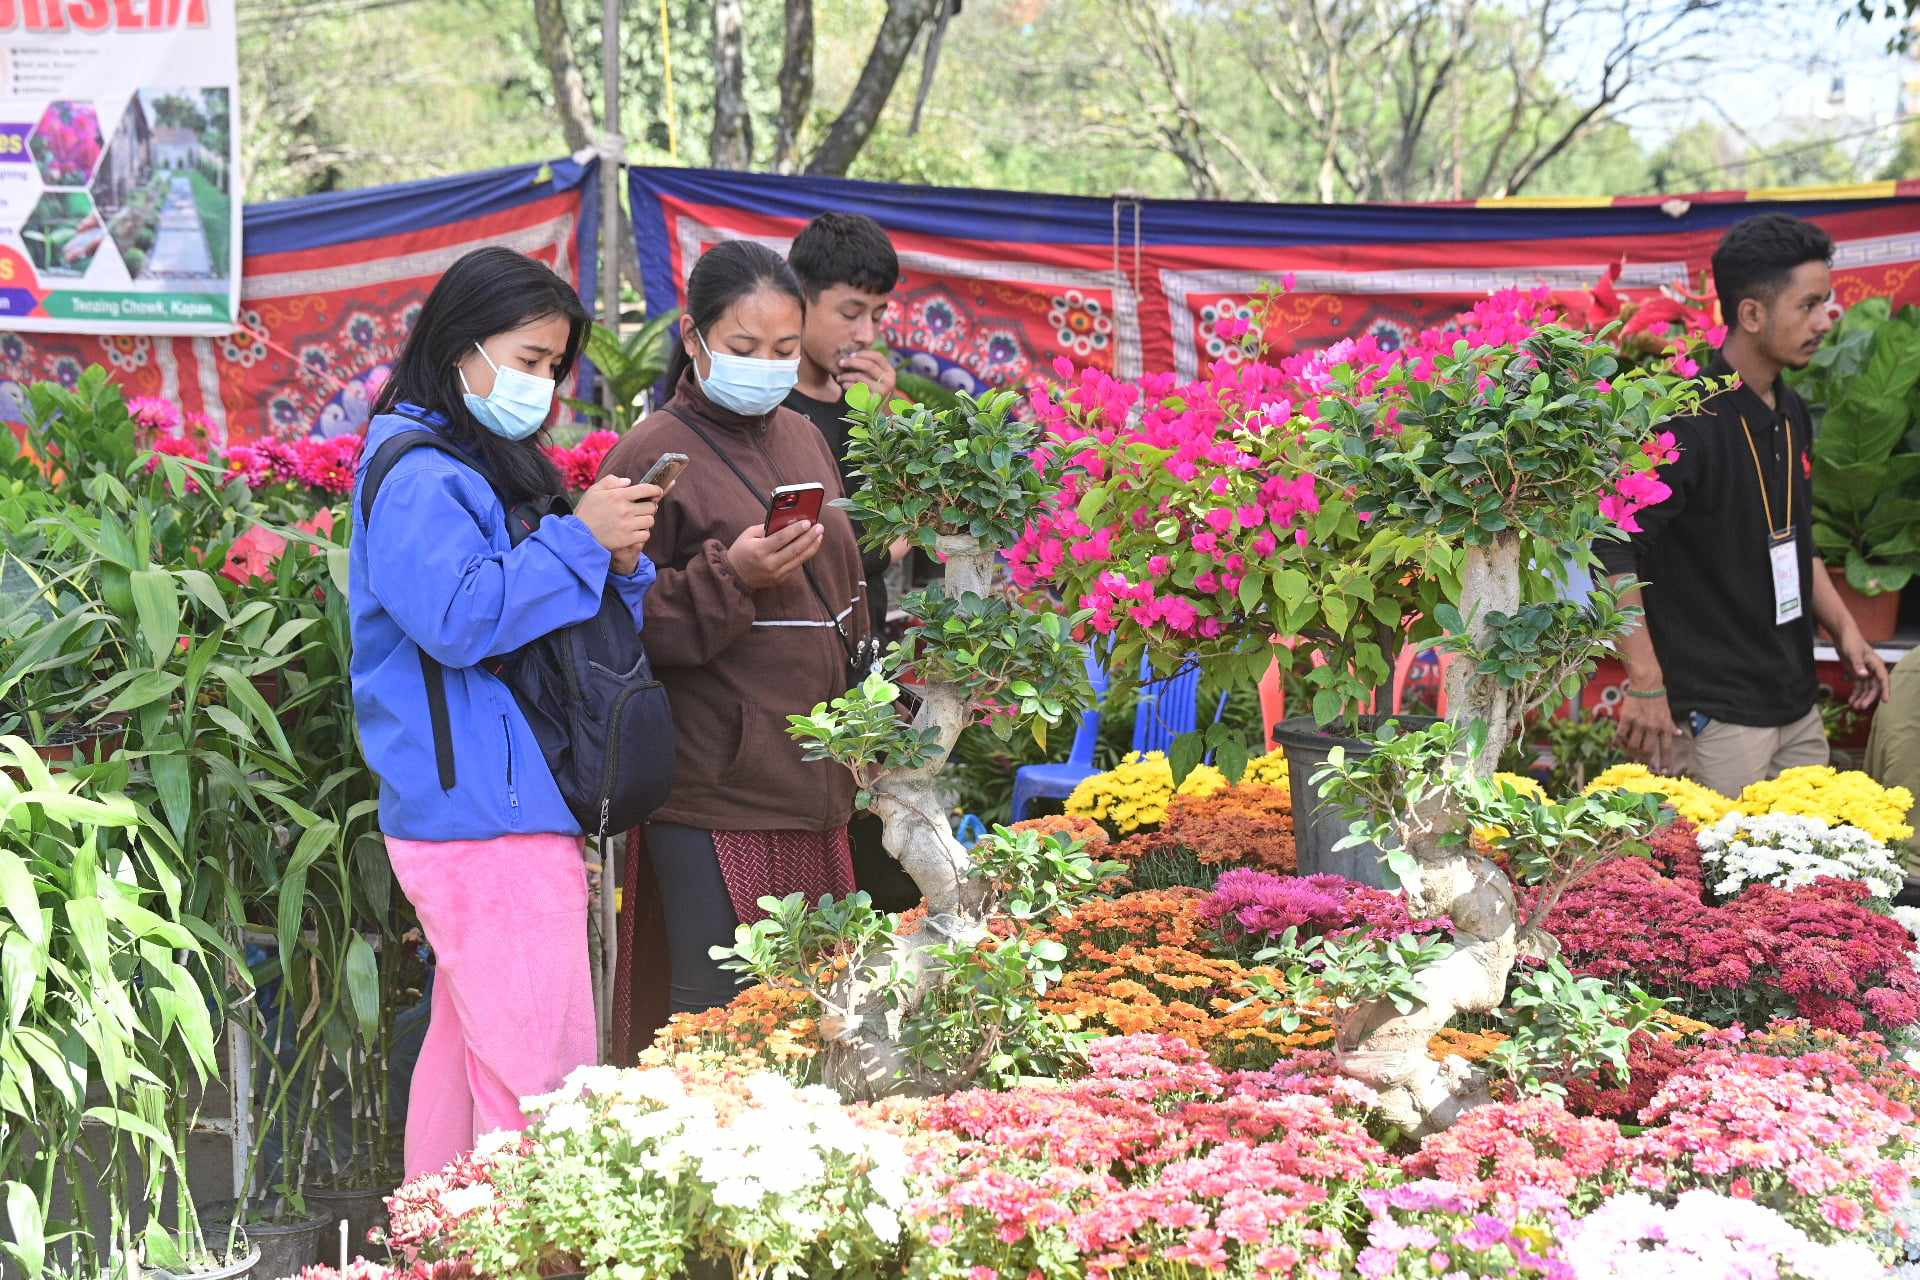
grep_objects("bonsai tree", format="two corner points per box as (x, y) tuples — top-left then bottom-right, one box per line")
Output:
(1029, 322), (1698, 1132)
(775, 385), (1097, 1097)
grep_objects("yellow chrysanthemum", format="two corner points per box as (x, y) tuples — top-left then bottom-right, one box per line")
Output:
(1065, 751), (1230, 834)
(1494, 772), (1546, 800)
(1735, 766), (1915, 844)
(1240, 748), (1292, 791)
(1584, 762), (1737, 827)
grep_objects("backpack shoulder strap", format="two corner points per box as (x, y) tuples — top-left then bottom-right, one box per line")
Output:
(358, 427), (473, 527)
(356, 425), (469, 794)
(664, 403), (765, 503)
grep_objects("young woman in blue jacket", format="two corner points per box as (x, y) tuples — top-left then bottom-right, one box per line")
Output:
(348, 247), (661, 1177)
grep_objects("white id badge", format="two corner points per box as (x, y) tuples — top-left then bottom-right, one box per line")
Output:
(1769, 534), (1802, 624)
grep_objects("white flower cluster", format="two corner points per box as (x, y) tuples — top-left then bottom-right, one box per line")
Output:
(516, 1062), (913, 1271)
(1696, 812), (1905, 900)
(1563, 1190), (1883, 1280)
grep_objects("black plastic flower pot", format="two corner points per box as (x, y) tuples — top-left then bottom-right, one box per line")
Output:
(1272, 714), (1439, 889)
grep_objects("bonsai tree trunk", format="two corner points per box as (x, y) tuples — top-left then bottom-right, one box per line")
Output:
(1338, 531), (1524, 1134)
(820, 534), (994, 1097)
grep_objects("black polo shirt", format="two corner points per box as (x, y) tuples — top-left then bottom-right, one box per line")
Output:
(786, 387), (892, 634)
(1593, 354), (1817, 727)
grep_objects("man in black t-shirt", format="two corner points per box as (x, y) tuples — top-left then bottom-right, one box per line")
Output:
(786, 212), (910, 640)
(1599, 214), (1888, 796)
(786, 212), (920, 911)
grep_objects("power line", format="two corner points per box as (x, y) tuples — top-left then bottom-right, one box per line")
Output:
(1664, 113), (1920, 188)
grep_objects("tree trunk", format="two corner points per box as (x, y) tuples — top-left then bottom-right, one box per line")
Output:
(1338, 533), (1526, 1135)
(818, 534), (997, 1099)
(711, 0), (753, 169)
(773, 0), (815, 172)
(1443, 534), (1522, 778)
(806, 0), (942, 176)
(907, 1), (954, 135)
(532, 0), (595, 153)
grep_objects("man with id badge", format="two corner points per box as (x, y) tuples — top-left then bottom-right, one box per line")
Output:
(1596, 214), (1889, 799)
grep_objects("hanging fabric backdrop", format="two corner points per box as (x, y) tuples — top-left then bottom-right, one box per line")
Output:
(631, 167), (1920, 392)
(0, 157), (599, 444)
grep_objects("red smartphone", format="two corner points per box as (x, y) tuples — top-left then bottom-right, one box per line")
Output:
(765, 482), (825, 535)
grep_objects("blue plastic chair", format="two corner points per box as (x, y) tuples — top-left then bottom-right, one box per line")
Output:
(954, 813), (989, 847)
(1008, 651), (1230, 821)
(1009, 645), (1111, 822)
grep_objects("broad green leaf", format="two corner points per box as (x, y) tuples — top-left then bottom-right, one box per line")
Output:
(276, 866), (307, 988)
(176, 569), (231, 623)
(0, 851), (41, 946)
(1168, 731), (1206, 785)
(213, 663), (293, 759)
(151, 749), (191, 840)
(62, 899), (109, 977)
(3, 1181), (45, 1277)
(345, 933), (380, 1038)
(129, 568), (181, 661)
(12, 1028), (79, 1112)
(103, 670), (181, 715)
(83, 1105), (173, 1152)
(2, 931), (38, 1028)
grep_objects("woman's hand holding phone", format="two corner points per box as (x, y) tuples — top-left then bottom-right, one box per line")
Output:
(727, 520), (825, 590)
(576, 475), (662, 574)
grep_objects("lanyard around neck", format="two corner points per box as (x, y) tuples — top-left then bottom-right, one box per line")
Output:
(1736, 413), (1793, 539)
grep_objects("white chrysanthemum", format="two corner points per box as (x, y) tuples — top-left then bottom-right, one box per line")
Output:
(1562, 1190), (1877, 1280)
(861, 1203), (901, 1243)
(708, 1177), (766, 1209)
(437, 1182), (496, 1217)
(1698, 812), (1903, 898)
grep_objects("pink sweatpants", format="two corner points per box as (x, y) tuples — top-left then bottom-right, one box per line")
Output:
(386, 833), (597, 1179)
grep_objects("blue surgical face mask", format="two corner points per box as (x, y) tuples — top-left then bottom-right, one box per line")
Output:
(459, 342), (555, 441)
(696, 330), (799, 417)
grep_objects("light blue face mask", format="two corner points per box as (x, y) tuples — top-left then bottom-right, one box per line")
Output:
(696, 330), (800, 417)
(459, 342), (555, 441)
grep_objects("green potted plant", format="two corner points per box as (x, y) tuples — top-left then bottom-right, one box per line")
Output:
(1029, 323), (1689, 1131)
(560, 313), (681, 437)
(1789, 296), (1920, 642)
(770, 384), (1095, 1096)
(0, 740), (249, 1280)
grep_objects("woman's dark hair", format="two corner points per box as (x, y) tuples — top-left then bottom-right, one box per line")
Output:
(374, 246), (589, 501)
(662, 240), (806, 392)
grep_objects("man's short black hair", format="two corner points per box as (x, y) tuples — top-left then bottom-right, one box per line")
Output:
(789, 212), (899, 300)
(1711, 214), (1834, 316)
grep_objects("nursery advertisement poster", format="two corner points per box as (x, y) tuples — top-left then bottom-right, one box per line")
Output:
(0, 1), (239, 335)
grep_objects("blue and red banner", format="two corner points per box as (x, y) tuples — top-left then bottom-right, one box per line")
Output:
(631, 167), (1920, 391)
(0, 157), (598, 444)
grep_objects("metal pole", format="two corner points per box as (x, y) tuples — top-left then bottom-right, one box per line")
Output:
(600, 0), (622, 338)
(595, 0), (623, 1065)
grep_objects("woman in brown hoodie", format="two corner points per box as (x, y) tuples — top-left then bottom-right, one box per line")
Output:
(600, 240), (873, 1024)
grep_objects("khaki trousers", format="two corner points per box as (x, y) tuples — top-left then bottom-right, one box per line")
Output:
(1674, 706), (1828, 800)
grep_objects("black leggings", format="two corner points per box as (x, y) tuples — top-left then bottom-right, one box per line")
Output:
(645, 823), (744, 1015)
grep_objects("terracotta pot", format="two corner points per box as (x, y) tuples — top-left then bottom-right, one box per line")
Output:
(1829, 580), (1901, 645)
(19, 714), (127, 767)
